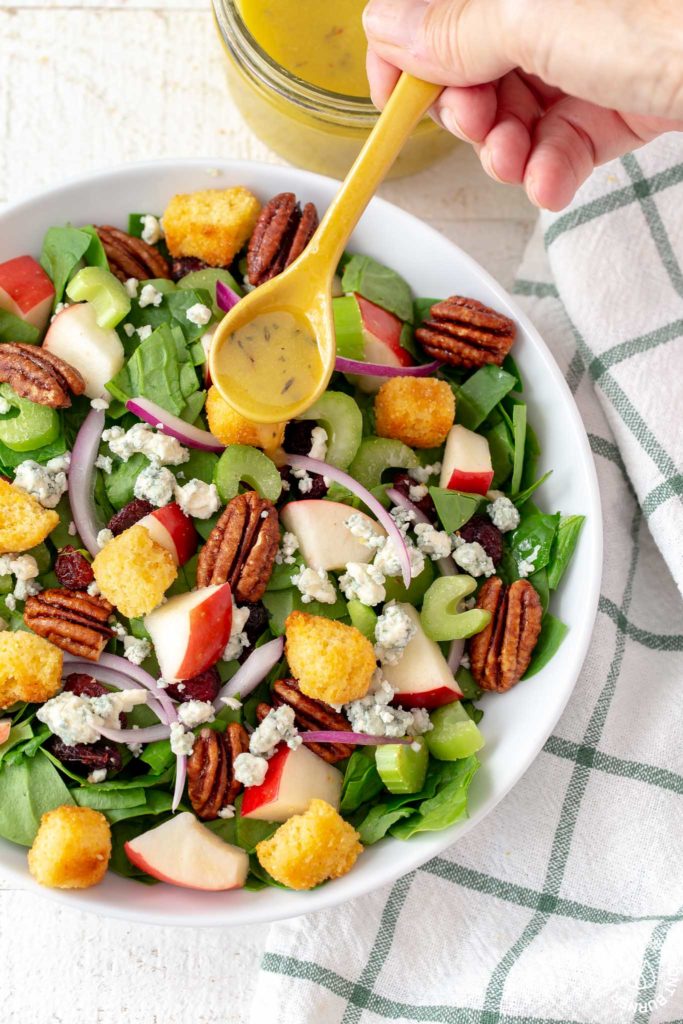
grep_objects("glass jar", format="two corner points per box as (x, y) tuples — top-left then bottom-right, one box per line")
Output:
(211, 0), (454, 180)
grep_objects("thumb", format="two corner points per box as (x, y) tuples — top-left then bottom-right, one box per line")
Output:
(363, 0), (513, 88)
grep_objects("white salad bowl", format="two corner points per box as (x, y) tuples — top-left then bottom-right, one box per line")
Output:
(0, 159), (602, 926)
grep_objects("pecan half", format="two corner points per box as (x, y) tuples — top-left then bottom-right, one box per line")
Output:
(415, 296), (516, 368)
(468, 577), (542, 692)
(197, 491), (279, 603)
(95, 225), (171, 282)
(257, 678), (355, 763)
(24, 588), (114, 661)
(247, 192), (319, 286)
(0, 342), (85, 409)
(187, 724), (249, 820)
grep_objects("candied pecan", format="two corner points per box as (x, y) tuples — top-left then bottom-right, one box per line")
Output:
(187, 724), (249, 820)
(468, 577), (542, 692)
(259, 678), (356, 763)
(55, 546), (95, 590)
(415, 296), (516, 368)
(197, 491), (279, 602)
(107, 499), (155, 536)
(63, 672), (107, 698)
(247, 192), (319, 286)
(0, 342), (85, 409)
(24, 588), (114, 661)
(165, 666), (221, 704)
(95, 225), (171, 282)
(458, 516), (504, 563)
(391, 471), (438, 522)
(46, 735), (122, 775)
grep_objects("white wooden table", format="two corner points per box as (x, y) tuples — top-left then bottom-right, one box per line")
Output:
(0, 3), (535, 1020)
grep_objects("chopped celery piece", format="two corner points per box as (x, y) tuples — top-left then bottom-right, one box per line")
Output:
(0, 384), (60, 453)
(375, 737), (428, 794)
(214, 445), (282, 503)
(348, 437), (417, 490)
(332, 295), (365, 361)
(383, 557), (434, 605)
(429, 487), (482, 533)
(297, 391), (363, 469)
(348, 600), (378, 639)
(177, 268), (243, 318)
(66, 266), (131, 329)
(426, 702), (484, 760)
(421, 576), (490, 641)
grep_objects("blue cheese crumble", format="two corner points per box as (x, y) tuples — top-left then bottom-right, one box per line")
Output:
(133, 464), (176, 507)
(414, 522), (452, 560)
(177, 700), (215, 729)
(13, 454), (70, 508)
(339, 562), (386, 606)
(374, 601), (417, 665)
(452, 537), (495, 577)
(487, 495), (520, 533)
(344, 670), (432, 738)
(234, 752), (269, 787)
(103, 423), (189, 466)
(249, 705), (301, 758)
(291, 566), (337, 604)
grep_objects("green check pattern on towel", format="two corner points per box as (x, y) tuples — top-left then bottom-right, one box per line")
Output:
(250, 136), (683, 1024)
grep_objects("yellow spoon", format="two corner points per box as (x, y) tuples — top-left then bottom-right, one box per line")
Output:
(209, 73), (441, 424)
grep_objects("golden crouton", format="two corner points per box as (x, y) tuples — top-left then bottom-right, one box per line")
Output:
(374, 377), (455, 449)
(163, 187), (261, 267)
(92, 524), (177, 618)
(28, 805), (111, 889)
(256, 799), (362, 891)
(0, 478), (59, 554)
(0, 631), (63, 708)
(206, 386), (285, 451)
(285, 611), (375, 704)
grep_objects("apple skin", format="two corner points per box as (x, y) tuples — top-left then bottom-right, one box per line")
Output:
(241, 743), (343, 822)
(280, 499), (385, 572)
(0, 256), (55, 334)
(444, 468), (494, 496)
(0, 719), (11, 745)
(390, 683), (464, 710)
(138, 503), (197, 566)
(354, 294), (413, 394)
(440, 425), (494, 497)
(124, 812), (249, 890)
(144, 583), (233, 682)
(382, 604), (463, 709)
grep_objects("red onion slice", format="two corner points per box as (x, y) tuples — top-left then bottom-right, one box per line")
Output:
(447, 638), (466, 672)
(386, 486), (456, 578)
(336, 356), (442, 378)
(98, 724), (171, 744)
(69, 407), (106, 557)
(215, 637), (285, 707)
(126, 398), (224, 453)
(286, 455), (412, 588)
(301, 731), (412, 746)
(216, 279), (241, 313)
(61, 659), (167, 722)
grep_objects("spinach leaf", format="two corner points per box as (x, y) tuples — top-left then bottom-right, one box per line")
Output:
(0, 751), (74, 845)
(205, 816), (238, 845)
(547, 515), (585, 590)
(266, 556), (302, 592)
(520, 422), (541, 491)
(357, 805), (414, 844)
(508, 511), (560, 579)
(340, 749), (384, 813)
(235, 802), (279, 852)
(455, 365), (517, 431)
(413, 297), (441, 326)
(455, 666), (481, 700)
(174, 447), (218, 485)
(0, 310), (40, 344)
(429, 487), (483, 533)
(73, 788), (147, 811)
(0, 721), (34, 764)
(502, 353), (523, 392)
(513, 470), (552, 508)
(510, 402), (527, 495)
(107, 324), (200, 418)
(140, 739), (174, 774)
(0, 430), (66, 472)
(109, 819), (162, 883)
(390, 756), (479, 839)
(104, 452), (148, 510)
(262, 587), (348, 636)
(80, 225), (109, 269)
(341, 254), (413, 322)
(104, 790), (175, 823)
(485, 421), (514, 489)
(528, 567), (549, 613)
(523, 614), (568, 679)
(40, 226), (92, 304)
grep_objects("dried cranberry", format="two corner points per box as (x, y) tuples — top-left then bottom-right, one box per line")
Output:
(63, 673), (107, 699)
(108, 499), (155, 536)
(54, 546), (95, 590)
(170, 256), (211, 281)
(46, 735), (122, 774)
(278, 466), (328, 502)
(243, 602), (269, 648)
(458, 515), (504, 563)
(283, 420), (316, 455)
(165, 666), (221, 704)
(392, 472), (438, 522)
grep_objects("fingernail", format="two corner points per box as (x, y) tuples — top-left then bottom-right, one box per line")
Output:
(480, 145), (504, 184)
(439, 108), (474, 143)
(363, 0), (428, 48)
(525, 173), (543, 208)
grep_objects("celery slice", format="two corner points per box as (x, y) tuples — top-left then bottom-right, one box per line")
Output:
(375, 738), (428, 794)
(66, 266), (131, 329)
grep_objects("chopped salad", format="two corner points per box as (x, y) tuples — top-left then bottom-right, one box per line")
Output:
(0, 186), (584, 894)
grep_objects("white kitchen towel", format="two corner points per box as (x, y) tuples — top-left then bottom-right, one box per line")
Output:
(250, 135), (683, 1024)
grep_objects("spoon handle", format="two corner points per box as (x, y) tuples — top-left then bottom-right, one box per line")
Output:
(308, 73), (442, 273)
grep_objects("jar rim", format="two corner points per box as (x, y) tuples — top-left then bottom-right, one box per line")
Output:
(212, 0), (379, 126)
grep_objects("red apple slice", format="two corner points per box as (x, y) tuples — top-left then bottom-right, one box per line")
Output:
(241, 743), (343, 822)
(382, 604), (463, 709)
(0, 719), (11, 745)
(280, 499), (386, 572)
(0, 256), (55, 333)
(440, 424), (494, 496)
(138, 503), (198, 566)
(144, 583), (233, 682)
(355, 295), (413, 393)
(124, 812), (248, 890)
(43, 302), (124, 399)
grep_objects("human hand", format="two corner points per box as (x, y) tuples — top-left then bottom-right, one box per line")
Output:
(363, 0), (683, 209)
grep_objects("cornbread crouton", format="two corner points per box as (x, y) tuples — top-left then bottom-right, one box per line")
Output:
(285, 611), (375, 704)
(92, 524), (177, 618)
(0, 631), (63, 708)
(28, 805), (111, 889)
(0, 478), (59, 554)
(374, 377), (455, 449)
(206, 386), (285, 450)
(256, 799), (362, 890)
(163, 187), (261, 267)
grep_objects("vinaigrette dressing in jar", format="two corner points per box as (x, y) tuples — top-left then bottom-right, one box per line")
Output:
(212, 0), (454, 178)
